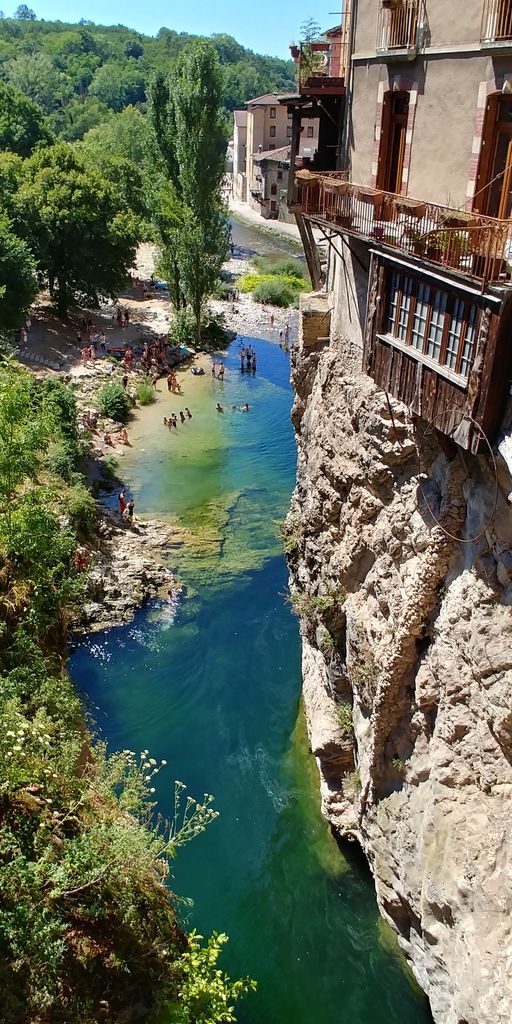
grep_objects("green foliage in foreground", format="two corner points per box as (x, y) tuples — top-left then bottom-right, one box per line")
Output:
(97, 380), (132, 422)
(0, 361), (254, 1022)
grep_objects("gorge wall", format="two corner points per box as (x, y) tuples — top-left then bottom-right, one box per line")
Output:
(287, 243), (512, 1024)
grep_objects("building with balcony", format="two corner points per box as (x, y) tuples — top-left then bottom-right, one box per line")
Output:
(293, 0), (512, 453)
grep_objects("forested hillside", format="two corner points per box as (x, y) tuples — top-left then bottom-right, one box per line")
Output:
(0, 10), (296, 142)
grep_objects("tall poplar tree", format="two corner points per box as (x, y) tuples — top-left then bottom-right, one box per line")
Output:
(148, 42), (229, 342)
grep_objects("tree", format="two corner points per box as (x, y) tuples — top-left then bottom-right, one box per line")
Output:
(177, 211), (228, 345)
(0, 217), (37, 333)
(170, 42), (228, 222)
(0, 81), (52, 156)
(6, 53), (72, 114)
(88, 60), (145, 112)
(81, 105), (150, 167)
(49, 95), (111, 142)
(14, 4), (36, 18)
(16, 143), (139, 316)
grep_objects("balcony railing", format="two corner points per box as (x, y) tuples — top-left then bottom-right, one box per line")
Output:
(298, 175), (512, 287)
(377, 0), (422, 53)
(481, 0), (512, 42)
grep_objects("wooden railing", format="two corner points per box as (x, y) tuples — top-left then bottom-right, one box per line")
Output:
(298, 176), (512, 286)
(377, 0), (421, 52)
(481, 0), (512, 41)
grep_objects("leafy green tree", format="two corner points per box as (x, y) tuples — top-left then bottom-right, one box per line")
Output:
(6, 52), (72, 114)
(0, 152), (23, 218)
(48, 94), (111, 141)
(81, 104), (150, 166)
(177, 211), (228, 345)
(88, 59), (145, 111)
(170, 41), (228, 222)
(0, 217), (37, 333)
(16, 143), (139, 315)
(0, 81), (52, 156)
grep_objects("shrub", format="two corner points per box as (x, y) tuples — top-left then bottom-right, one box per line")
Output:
(239, 272), (306, 295)
(66, 480), (97, 535)
(46, 437), (82, 480)
(391, 757), (407, 778)
(136, 377), (156, 406)
(253, 279), (295, 307)
(267, 257), (305, 279)
(97, 380), (131, 422)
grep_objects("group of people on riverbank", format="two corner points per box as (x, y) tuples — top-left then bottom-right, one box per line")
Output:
(118, 490), (135, 526)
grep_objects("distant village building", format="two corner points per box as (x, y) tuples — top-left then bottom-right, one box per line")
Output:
(232, 110), (247, 201)
(231, 92), (318, 220)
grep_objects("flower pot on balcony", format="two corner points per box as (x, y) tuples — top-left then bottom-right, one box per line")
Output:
(382, 0), (401, 8)
(325, 179), (350, 195)
(336, 213), (354, 228)
(394, 197), (427, 218)
(441, 211), (477, 228)
(310, 42), (331, 51)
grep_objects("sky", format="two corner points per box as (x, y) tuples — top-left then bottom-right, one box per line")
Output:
(12, 0), (343, 59)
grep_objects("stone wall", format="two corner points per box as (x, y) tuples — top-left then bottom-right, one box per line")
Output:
(287, 241), (512, 1024)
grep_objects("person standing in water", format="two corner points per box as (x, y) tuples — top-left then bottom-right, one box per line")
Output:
(251, 352), (257, 373)
(218, 362), (225, 381)
(118, 490), (127, 517)
(185, 407), (192, 418)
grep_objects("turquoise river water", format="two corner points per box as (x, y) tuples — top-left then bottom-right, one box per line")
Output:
(70, 323), (432, 1022)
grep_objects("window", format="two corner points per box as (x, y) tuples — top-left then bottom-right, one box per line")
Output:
(307, 126), (314, 138)
(271, 183), (277, 195)
(287, 126), (292, 138)
(270, 200), (277, 212)
(269, 125), (276, 138)
(277, 170), (283, 180)
(268, 144), (275, 150)
(270, 107), (276, 118)
(385, 271), (479, 380)
(288, 111), (292, 120)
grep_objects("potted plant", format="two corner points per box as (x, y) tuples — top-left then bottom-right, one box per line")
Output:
(441, 210), (477, 229)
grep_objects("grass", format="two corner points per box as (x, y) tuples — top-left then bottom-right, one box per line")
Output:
(336, 701), (354, 736)
(342, 769), (361, 800)
(136, 377), (156, 406)
(290, 587), (346, 620)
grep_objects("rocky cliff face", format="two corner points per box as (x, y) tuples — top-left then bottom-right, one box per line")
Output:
(287, 281), (512, 1023)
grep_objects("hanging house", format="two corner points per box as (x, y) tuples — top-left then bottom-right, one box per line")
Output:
(291, 0), (512, 453)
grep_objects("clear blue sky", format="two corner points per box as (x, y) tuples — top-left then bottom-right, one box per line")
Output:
(15, 1), (342, 59)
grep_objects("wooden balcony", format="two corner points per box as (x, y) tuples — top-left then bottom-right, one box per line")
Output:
(481, 0), (512, 42)
(298, 175), (512, 288)
(376, 0), (422, 56)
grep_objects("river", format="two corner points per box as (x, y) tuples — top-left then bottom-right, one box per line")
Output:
(69, 223), (431, 1024)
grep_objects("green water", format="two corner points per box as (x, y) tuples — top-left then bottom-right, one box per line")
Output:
(70, 337), (431, 1023)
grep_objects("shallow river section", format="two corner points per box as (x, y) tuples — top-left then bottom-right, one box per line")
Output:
(70, 336), (431, 1023)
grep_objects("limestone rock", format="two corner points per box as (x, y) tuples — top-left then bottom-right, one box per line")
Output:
(288, 321), (512, 1023)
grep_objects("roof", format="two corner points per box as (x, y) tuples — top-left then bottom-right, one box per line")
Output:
(245, 93), (287, 107)
(324, 24), (342, 36)
(253, 145), (290, 163)
(233, 110), (248, 127)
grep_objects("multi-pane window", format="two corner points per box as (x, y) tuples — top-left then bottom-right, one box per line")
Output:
(307, 125), (314, 137)
(385, 271), (479, 379)
(287, 126), (292, 138)
(269, 125), (276, 138)
(270, 107), (276, 118)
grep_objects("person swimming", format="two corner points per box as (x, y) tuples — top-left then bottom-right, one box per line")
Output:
(241, 403), (250, 412)
(185, 407), (192, 418)
(216, 403), (224, 413)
